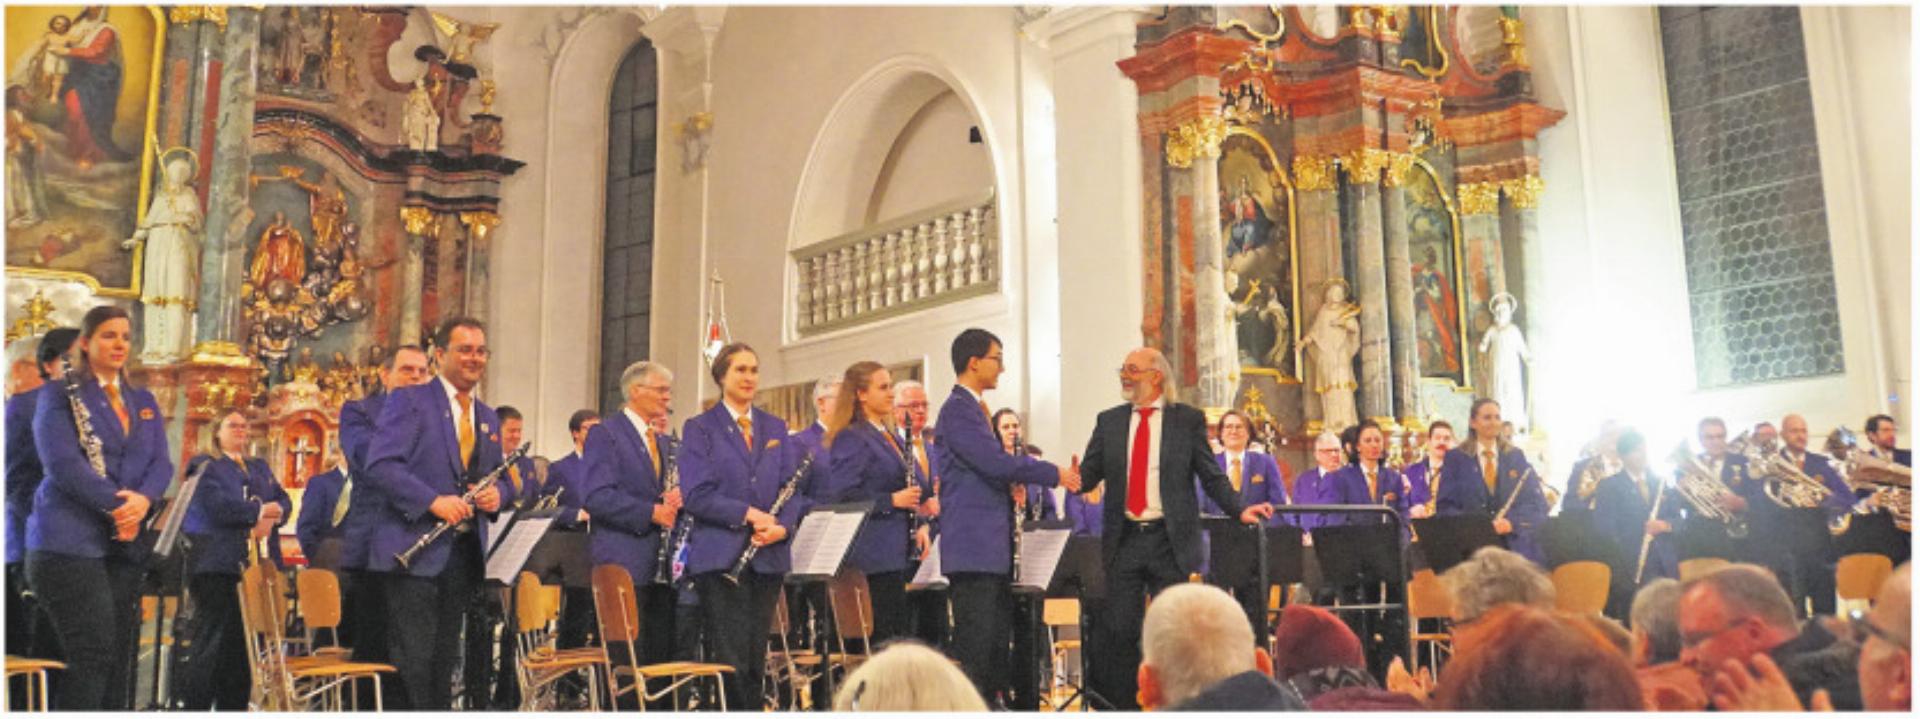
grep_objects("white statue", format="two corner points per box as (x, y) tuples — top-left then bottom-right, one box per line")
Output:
(1300, 278), (1360, 431)
(404, 78), (439, 152)
(1479, 293), (1533, 431)
(122, 148), (203, 364)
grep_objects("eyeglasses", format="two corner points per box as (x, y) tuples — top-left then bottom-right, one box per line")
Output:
(1846, 609), (1908, 650)
(896, 402), (928, 410)
(1116, 364), (1157, 376)
(447, 345), (490, 358)
(1680, 617), (1753, 648)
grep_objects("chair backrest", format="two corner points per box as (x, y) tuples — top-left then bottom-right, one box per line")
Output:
(828, 570), (873, 645)
(590, 564), (641, 646)
(1406, 569), (1451, 620)
(1678, 558), (1730, 582)
(515, 571), (549, 634)
(1042, 598), (1080, 627)
(296, 568), (342, 630)
(1836, 553), (1894, 602)
(1550, 561), (1611, 615)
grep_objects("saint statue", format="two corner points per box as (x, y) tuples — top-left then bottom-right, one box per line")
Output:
(1479, 293), (1533, 431)
(249, 211), (307, 289)
(289, 169), (348, 255)
(288, 346), (322, 384)
(404, 78), (440, 152)
(123, 149), (203, 364)
(1300, 279), (1361, 432)
(321, 350), (357, 405)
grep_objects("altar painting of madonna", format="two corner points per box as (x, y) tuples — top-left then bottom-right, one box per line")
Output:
(1403, 164), (1467, 386)
(3, 5), (162, 296)
(1217, 132), (1297, 380)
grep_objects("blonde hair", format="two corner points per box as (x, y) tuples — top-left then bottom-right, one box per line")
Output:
(822, 361), (888, 450)
(831, 641), (986, 711)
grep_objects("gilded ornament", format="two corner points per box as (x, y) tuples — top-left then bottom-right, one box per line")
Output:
(1458, 181), (1501, 215)
(1381, 152), (1416, 189)
(1499, 16), (1531, 69)
(479, 80), (497, 114)
(6, 291), (58, 342)
(1340, 147), (1391, 185)
(400, 206), (436, 236)
(1292, 155), (1337, 192)
(1502, 174), (1546, 210)
(168, 6), (229, 30)
(1163, 115), (1229, 169)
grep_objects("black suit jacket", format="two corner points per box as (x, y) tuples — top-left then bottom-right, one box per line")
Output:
(1080, 401), (1243, 575)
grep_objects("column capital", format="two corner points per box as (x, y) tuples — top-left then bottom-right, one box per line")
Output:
(641, 6), (727, 58)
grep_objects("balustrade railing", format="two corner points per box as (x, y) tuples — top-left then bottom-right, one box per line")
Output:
(793, 189), (998, 335)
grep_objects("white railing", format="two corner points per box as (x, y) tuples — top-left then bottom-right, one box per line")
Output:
(794, 189), (998, 336)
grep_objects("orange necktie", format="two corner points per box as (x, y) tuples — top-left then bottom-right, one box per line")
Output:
(1230, 456), (1243, 492)
(647, 429), (662, 476)
(457, 394), (475, 470)
(737, 415), (753, 452)
(913, 436), (930, 478)
(979, 400), (992, 424)
(104, 382), (129, 433)
(1481, 450), (1497, 495)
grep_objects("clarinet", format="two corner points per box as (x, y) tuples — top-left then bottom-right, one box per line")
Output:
(61, 358), (109, 479)
(722, 451), (814, 584)
(892, 423), (920, 567)
(395, 442), (532, 568)
(1010, 431), (1027, 583)
(653, 438), (691, 585)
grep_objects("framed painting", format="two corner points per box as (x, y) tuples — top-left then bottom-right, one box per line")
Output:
(4, 5), (163, 298)
(1216, 126), (1300, 382)
(1401, 157), (1471, 388)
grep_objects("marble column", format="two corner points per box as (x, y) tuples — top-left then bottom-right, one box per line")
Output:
(1292, 155), (1340, 427)
(400, 208), (431, 345)
(1457, 182), (1503, 393)
(1346, 175), (1393, 424)
(1188, 159), (1235, 408)
(461, 212), (500, 323)
(1382, 178), (1420, 424)
(192, 8), (262, 353)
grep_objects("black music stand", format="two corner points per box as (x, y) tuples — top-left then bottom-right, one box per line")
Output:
(1042, 533), (1111, 712)
(1006, 520), (1070, 711)
(1835, 512), (1910, 565)
(1542, 514), (1625, 569)
(1411, 514), (1504, 574)
(1676, 517), (1745, 562)
(1287, 505), (1410, 678)
(523, 526), (592, 589)
(1200, 517), (1305, 640)
(784, 503), (868, 710)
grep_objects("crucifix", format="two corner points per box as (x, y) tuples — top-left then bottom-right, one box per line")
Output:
(290, 435), (322, 485)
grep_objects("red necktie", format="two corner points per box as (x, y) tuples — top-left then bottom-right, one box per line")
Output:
(1128, 407), (1156, 516)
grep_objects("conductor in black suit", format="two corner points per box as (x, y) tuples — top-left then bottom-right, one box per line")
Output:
(1076, 347), (1274, 710)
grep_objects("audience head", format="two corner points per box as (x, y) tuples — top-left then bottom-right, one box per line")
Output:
(1858, 563), (1911, 711)
(1630, 578), (1684, 666)
(1269, 604), (1375, 701)
(1139, 583), (1270, 709)
(831, 640), (986, 711)
(1436, 604), (1644, 710)
(1677, 564), (1798, 679)
(1443, 546), (1556, 626)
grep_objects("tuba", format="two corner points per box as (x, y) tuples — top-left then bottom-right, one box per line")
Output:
(1738, 435), (1831, 511)
(1828, 427), (1912, 533)
(1667, 441), (1748, 538)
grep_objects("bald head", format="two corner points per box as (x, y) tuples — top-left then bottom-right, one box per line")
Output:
(1873, 563), (1910, 647)
(1780, 414), (1810, 453)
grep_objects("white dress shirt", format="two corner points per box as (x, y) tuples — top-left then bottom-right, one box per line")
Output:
(1125, 397), (1166, 521)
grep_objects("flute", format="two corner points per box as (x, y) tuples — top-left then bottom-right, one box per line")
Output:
(1634, 477), (1668, 585)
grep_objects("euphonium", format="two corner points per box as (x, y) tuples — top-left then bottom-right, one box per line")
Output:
(1573, 452), (1622, 511)
(1825, 427), (1912, 534)
(1742, 440), (1831, 511)
(1667, 441), (1748, 539)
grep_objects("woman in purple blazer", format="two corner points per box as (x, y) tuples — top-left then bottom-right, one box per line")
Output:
(27, 306), (173, 710)
(822, 361), (922, 646)
(178, 410), (291, 710)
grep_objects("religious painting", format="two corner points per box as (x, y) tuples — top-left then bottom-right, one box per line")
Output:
(1216, 127), (1299, 381)
(261, 6), (339, 99)
(1402, 160), (1469, 387)
(3, 5), (162, 296)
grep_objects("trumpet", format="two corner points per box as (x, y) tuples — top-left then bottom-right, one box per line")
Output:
(1667, 442), (1748, 539)
(395, 442), (533, 569)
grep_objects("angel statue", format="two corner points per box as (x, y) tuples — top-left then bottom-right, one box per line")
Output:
(1479, 292), (1533, 431)
(1300, 278), (1361, 432)
(123, 147), (203, 364)
(428, 11), (500, 64)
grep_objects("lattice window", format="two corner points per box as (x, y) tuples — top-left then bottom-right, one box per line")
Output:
(599, 40), (660, 412)
(1659, 6), (1844, 388)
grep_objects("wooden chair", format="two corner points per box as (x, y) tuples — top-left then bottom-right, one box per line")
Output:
(239, 563), (394, 710)
(1551, 561), (1612, 615)
(3, 657), (64, 711)
(1405, 569), (1453, 673)
(512, 572), (604, 710)
(766, 595), (823, 710)
(825, 570), (874, 679)
(1678, 557), (1730, 582)
(1042, 598), (1082, 705)
(590, 564), (733, 711)
(295, 568), (353, 659)
(1836, 553), (1894, 613)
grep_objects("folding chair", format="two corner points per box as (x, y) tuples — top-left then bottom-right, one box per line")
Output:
(238, 563), (394, 710)
(513, 572), (604, 710)
(1550, 561), (1612, 615)
(590, 564), (732, 711)
(1042, 598), (1082, 705)
(1836, 553), (1894, 613)
(3, 657), (64, 711)
(1405, 569), (1452, 674)
(766, 594), (823, 710)
(824, 570), (873, 679)
(295, 568), (353, 659)
(1678, 557), (1730, 582)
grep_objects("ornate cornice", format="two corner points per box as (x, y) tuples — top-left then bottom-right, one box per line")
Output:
(1456, 174), (1545, 214)
(168, 6), (229, 30)
(1440, 103), (1565, 148)
(400, 206), (436, 236)
(1292, 155), (1337, 192)
(1458, 181), (1501, 215)
(1502, 175), (1545, 210)
(1164, 114), (1229, 169)
(1117, 27), (1251, 94)
(1341, 147), (1391, 185)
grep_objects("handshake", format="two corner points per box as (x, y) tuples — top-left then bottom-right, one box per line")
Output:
(1058, 455), (1083, 493)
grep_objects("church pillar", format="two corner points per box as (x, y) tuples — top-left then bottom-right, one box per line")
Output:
(192, 7), (262, 357)
(399, 208), (430, 345)
(1342, 150), (1394, 426)
(1292, 155), (1340, 429)
(1381, 160), (1422, 425)
(460, 212), (500, 324)
(1457, 182), (1503, 392)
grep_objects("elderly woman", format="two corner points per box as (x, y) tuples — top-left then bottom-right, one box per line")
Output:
(1441, 545), (1556, 629)
(832, 640), (986, 711)
(1435, 604), (1645, 710)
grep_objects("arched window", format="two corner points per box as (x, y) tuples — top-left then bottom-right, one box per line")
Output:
(599, 40), (659, 412)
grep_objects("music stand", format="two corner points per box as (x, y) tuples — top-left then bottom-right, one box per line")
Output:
(1542, 514), (1625, 569)
(1041, 534), (1111, 712)
(1835, 512), (1909, 564)
(1284, 505), (1410, 676)
(1411, 514), (1504, 574)
(784, 503), (869, 710)
(522, 526), (592, 589)
(1200, 517), (1305, 640)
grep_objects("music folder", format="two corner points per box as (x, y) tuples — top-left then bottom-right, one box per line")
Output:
(788, 502), (869, 581)
(1410, 513), (1503, 575)
(1015, 527), (1073, 591)
(910, 539), (946, 589)
(485, 514), (556, 584)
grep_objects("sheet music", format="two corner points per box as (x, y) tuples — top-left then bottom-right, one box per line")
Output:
(790, 509), (864, 578)
(485, 516), (553, 583)
(910, 539), (947, 588)
(1015, 528), (1072, 590)
(485, 510), (516, 554)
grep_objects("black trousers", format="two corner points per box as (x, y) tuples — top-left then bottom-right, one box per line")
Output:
(1767, 508), (1839, 617)
(26, 551), (143, 710)
(179, 572), (250, 710)
(909, 585), (950, 649)
(947, 571), (1013, 703)
(385, 534), (480, 710)
(5, 562), (30, 656)
(1090, 522), (1184, 712)
(693, 570), (781, 711)
(865, 569), (912, 647)
(346, 569), (404, 709)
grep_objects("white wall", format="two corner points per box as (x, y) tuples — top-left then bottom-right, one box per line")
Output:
(865, 91), (995, 225)
(1525, 5), (1911, 469)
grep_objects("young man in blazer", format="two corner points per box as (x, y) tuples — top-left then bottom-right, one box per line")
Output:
(1075, 347), (1272, 710)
